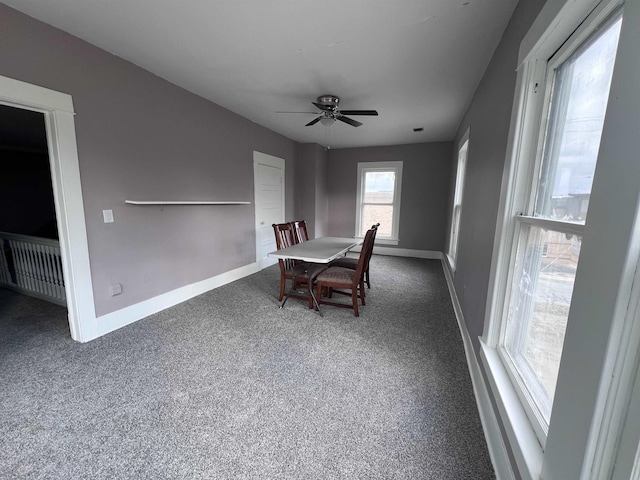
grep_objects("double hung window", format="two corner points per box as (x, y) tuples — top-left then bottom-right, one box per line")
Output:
(448, 133), (469, 270)
(355, 161), (403, 242)
(495, 8), (622, 443)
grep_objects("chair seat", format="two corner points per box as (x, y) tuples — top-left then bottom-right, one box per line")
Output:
(329, 257), (357, 269)
(316, 266), (355, 284)
(289, 262), (328, 281)
(315, 226), (376, 317)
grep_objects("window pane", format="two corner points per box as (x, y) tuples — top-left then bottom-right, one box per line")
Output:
(449, 205), (462, 261)
(362, 205), (392, 237)
(504, 225), (581, 421)
(535, 17), (621, 223)
(364, 171), (395, 204)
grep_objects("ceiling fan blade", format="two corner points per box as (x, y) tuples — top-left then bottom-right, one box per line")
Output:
(305, 117), (321, 126)
(339, 110), (378, 116)
(337, 116), (363, 127)
(312, 102), (334, 111)
(275, 111), (318, 114)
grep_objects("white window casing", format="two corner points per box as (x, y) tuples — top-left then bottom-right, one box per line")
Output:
(480, 0), (626, 477)
(448, 129), (470, 271)
(355, 161), (403, 244)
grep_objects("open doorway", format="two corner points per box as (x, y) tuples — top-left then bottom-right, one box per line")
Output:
(1, 75), (97, 342)
(0, 104), (67, 307)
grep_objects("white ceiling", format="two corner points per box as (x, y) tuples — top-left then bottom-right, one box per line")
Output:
(3, 0), (519, 149)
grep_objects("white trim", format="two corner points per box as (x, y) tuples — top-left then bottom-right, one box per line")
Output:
(589, 209), (640, 478)
(363, 246), (442, 259)
(355, 161), (403, 241)
(253, 151), (285, 270)
(516, 215), (585, 236)
(483, 60), (544, 343)
(481, 343), (544, 480)
(125, 200), (250, 205)
(253, 151), (285, 170)
(0, 76), (75, 113)
(441, 259), (516, 480)
(0, 75), (97, 342)
(448, 128), (470, 270)
(483, 0), (625, 455)
(85, 248), (443, 340)
(519, 0), (605, 66)
(93, 262), (260, 340)
(344, 246), (442, 259)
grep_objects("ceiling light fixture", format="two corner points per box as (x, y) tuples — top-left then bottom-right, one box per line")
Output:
(320, 116), (336, 126)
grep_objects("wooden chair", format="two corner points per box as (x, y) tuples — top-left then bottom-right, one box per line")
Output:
(290, 220), (309, 244)
(315, 226), (376, 317)
(272, 223), (325, 309)
(329, 223), (379, 288)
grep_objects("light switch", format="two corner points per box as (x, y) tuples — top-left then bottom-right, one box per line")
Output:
(109, 283), (122, 296)
(103, 209), (114, 223)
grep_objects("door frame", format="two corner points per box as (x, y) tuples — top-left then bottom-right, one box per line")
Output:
(0, 75), (97, 342)
(253, 151), (285, 269)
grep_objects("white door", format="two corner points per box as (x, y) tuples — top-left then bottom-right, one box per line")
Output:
(254, 151), (285, 269)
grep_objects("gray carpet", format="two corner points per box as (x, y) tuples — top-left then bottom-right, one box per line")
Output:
(0, 255), (495, 479)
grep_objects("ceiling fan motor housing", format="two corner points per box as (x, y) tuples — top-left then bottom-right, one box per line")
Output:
(316, 95), (340, 110)
(304, 95), (375, 127)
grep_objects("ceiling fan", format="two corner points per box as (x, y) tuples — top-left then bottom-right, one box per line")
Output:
(280, 95), (378, 127)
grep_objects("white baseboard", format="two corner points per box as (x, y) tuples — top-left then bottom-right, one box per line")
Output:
(86, 247), (438, 343)
(441, 259), (515, 480)
(91, 262), (261, 341)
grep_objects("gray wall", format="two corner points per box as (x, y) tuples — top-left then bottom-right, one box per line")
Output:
(314, 146), (328, 238)
(294, 143), (328, 239)
(0, 4), (299, 316)
(448, 0), (545, 350)
(326, 143), (452, 251)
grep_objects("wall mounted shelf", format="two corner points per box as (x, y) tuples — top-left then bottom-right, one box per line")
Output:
(125, 200), (251, 205)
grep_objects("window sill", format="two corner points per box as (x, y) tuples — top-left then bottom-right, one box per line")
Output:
(354, 237), (399, 246)
(480, 341), (544, 480)
(374, 238), (399, 246)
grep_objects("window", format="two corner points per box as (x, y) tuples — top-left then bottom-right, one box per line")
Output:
(355, 161), (403, 242)
(492, 7), (623, 445)
(448, 132), (469, 269)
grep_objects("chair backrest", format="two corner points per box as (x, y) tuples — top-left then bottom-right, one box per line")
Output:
(272, 223), (297, 271)
(290, 220), (309, 244)
(367, 223), (380, 261)
(370, 223), (380, 239)
(352, 227), (376, 285)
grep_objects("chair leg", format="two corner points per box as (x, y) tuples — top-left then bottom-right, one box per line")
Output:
(360, 278), (366, 305)
(278, 275), (286, 301)
(316, 282), (323, 307)
(365, 270), (371, 288)
(352, 286), (359, 317)
(307, 282), (313, 309)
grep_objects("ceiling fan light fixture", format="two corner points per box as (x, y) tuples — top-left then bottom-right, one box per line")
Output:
(320, 116), (336, 126)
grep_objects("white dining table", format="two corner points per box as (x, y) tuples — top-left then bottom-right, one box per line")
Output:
(268, 236), (362, 264)
(268, 236), (363, 313)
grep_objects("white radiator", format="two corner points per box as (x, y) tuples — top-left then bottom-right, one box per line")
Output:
(0, 232), (66, 306)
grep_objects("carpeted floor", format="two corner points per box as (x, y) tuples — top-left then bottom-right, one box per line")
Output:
(0, 255), (494, 479)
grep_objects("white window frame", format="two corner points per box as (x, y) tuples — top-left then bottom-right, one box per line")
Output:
(480, 0), (624, 477)
(355, 161), (403, 244)
(447, 129), (470, 270)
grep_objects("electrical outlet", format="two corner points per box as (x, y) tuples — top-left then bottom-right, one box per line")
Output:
(109, 283), (122, 296)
